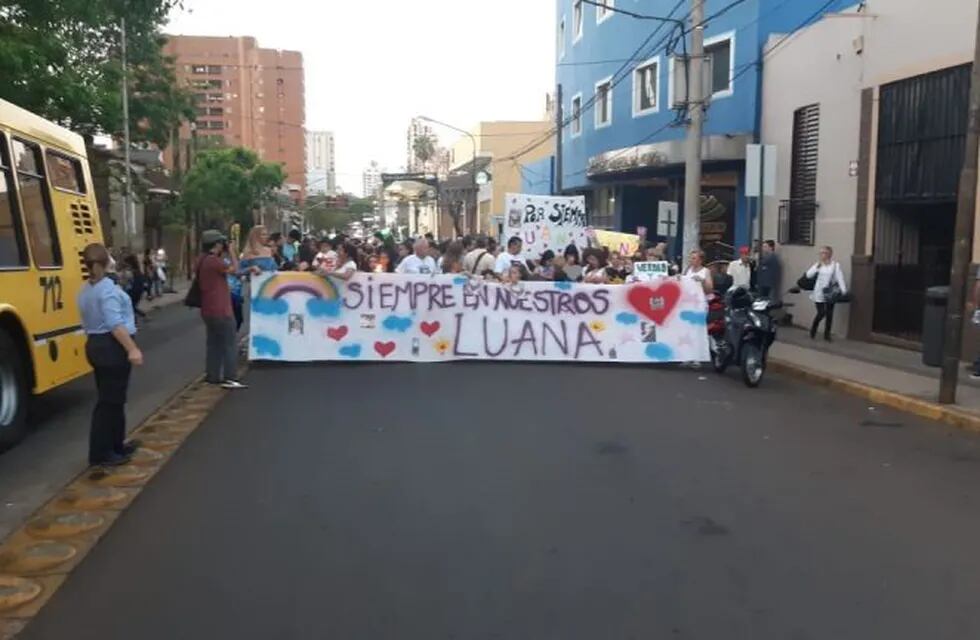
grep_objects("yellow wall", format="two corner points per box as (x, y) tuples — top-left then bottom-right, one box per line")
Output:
(450, 121), (553, 232)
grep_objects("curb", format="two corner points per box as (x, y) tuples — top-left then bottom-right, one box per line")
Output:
(769, 359), (980, 433)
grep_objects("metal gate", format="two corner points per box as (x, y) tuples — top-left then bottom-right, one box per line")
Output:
(872, 64), (969, 341)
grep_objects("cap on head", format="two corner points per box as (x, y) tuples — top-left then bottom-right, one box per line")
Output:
(739, 246), (750, 256)
(201, 229), (227, 249)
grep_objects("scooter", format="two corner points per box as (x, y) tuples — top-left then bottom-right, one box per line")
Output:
(708, 287), (782, 387)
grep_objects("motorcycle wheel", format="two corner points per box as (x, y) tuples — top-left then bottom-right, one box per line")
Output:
(740, 343), (765, 388)
(711, 342), (728, 373)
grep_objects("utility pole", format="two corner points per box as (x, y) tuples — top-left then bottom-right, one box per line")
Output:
(120, 17), (134, 247)
(939, 3), (980, 404)
(682, 0), (705, 259)
(555, 83), (564, 195)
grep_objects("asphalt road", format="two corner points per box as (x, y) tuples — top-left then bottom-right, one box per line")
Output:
(18, 360), (980, 640)
(0, 298), (205, 540)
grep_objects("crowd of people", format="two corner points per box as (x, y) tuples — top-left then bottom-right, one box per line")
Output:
(76, 221), (849, 468)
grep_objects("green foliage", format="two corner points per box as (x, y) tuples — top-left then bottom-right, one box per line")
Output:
(0, 0), (194, 147)
(413, 133), (435, 167)
(180, 147), (285, 228)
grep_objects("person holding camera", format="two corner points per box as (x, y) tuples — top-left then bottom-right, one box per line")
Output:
(805, 246), (847, 342)
(197, 230), (248, 389)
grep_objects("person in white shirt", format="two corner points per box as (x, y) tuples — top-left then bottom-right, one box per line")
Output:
(395, 238), (437, 275)
(326, 241), (360, 281)
(463, 237), (497, 277)
(494, 236), (524, 276)
(314, 238), (338, 273)
(805, 246), (847, 341)
(727, 246), (753, 291)
(683, 249), (713, 294)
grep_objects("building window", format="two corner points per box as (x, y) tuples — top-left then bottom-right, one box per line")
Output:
(705, 33), (734, 98)
(558, 17), (566, 59)
(595, 77), (613, 129)
(191, 65), (207, 74)
(596, 0), (613, 23)
(781, 103), (820, 246)
(573, 0), (583, 42)
(570, 94), (583, 137)
(591, 188), (616, 229)
(12, 139), (61, 267)
(0, 136), (27, 267)
(207, 65), (222, 74)
(633, 57), (659, 116)
(205, 120), (225, 130)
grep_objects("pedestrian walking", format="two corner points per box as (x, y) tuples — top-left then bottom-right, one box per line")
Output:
(240, 225), (278, 275)
(805, 246), (847, 341)
(462, 236), (496, 277)
(683, 249), (714, 294)
(197, 230), (247, 389)
(142, 249), (157, 300)
(582, 248), (608, 284)
(495, 236), (524, 276)
(395, 237), (437, 274)
(78, 243), (143, 467)
(120, 254), (148, 321)
(563, 244), (584, 282)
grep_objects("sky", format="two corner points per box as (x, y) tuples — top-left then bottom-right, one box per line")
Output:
(166, 0), (555, 193)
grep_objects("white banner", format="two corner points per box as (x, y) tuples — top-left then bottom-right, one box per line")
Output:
(504, 193), (589, 259)
(249, 272), (709, 363)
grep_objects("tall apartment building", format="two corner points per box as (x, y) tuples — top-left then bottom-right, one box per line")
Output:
(362, 161), (382, 198)
(163, 35), (306, 196)
(305, 130), (336, 195)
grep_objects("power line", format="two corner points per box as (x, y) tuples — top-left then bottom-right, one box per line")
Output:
(504, 0), (689, 163)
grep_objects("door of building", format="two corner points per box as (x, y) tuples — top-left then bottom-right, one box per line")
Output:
(871, 64), (969, 341)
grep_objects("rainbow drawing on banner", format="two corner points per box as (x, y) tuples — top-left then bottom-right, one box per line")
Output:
(252, 272), (342, 317)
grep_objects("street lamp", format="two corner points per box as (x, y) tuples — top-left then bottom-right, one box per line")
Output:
(416, 115), (478, 236)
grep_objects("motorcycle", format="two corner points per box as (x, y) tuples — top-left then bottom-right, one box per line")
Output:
(708, 287), (782, 387)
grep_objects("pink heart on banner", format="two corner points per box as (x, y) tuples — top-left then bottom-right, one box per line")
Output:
(420, 321), (440, 337)
(326, 326), (348, 341)
(374, 341), (396, 358)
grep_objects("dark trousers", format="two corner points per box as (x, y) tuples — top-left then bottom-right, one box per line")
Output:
(231, 293), (244, 332)
(811, 302), (835, 338)
(205, 316), (237, 383)
(85, 334), (131, 464)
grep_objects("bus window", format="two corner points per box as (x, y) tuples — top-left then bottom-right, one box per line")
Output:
(46, 151), (86, 194)
(0, 136), (27, 268)
(12, 138), (61, 268)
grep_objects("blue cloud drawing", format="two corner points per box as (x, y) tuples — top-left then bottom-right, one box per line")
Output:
(382, 315), (413, 332)
(252, 298), (288, 315)
(453, 276), (468, 286)
(252, 335), (282, 358)
(306, 298), (342, 318)
(615, 312), (639, 325)
(680, 310), (707, 326)
(554, 281), (573, 291)
(645, 343), (674, 361)
(338, 343), (362, 358)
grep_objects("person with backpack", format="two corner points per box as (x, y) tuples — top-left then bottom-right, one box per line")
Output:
(805, 246), (848, 342)
(463, 236), (496, 277)
(190, 230), (248, 389)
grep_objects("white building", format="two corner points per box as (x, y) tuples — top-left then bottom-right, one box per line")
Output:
(760, 0), (979, 348)
(362, 161), (382, 198)
(305, 130), (336, 195)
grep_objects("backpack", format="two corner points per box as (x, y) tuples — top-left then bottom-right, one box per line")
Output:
(184, 258), (203, 308)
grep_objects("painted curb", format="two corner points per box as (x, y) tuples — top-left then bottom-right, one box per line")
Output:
(769, 358), (980, 433)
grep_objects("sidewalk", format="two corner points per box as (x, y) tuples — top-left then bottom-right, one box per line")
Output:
(769, 326), (980, 431)
(142, 279), (190, 314)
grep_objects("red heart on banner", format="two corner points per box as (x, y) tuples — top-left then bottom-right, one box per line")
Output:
(627, 281), (682, 326)
(374, 341), (396, 358)
(326, 326), (348, 341)
(420, 321), (440, 337)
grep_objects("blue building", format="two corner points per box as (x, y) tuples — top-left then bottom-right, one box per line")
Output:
(523, 0), (851, 258)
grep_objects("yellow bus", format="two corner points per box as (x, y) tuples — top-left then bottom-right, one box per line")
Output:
(0, 98), (105, 449)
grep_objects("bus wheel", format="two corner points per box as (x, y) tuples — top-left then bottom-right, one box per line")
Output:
(0, 331), (29, 451)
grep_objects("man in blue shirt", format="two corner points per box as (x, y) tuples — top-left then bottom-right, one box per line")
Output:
(78, 243), (143, 467)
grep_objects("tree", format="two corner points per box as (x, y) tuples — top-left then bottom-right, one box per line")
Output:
(181, 147), (285, 228)
(0, 0), (194, 148)
(413, 133), (436, 171)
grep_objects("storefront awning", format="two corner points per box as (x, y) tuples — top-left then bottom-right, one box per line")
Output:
(587, 133), (752, 178)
